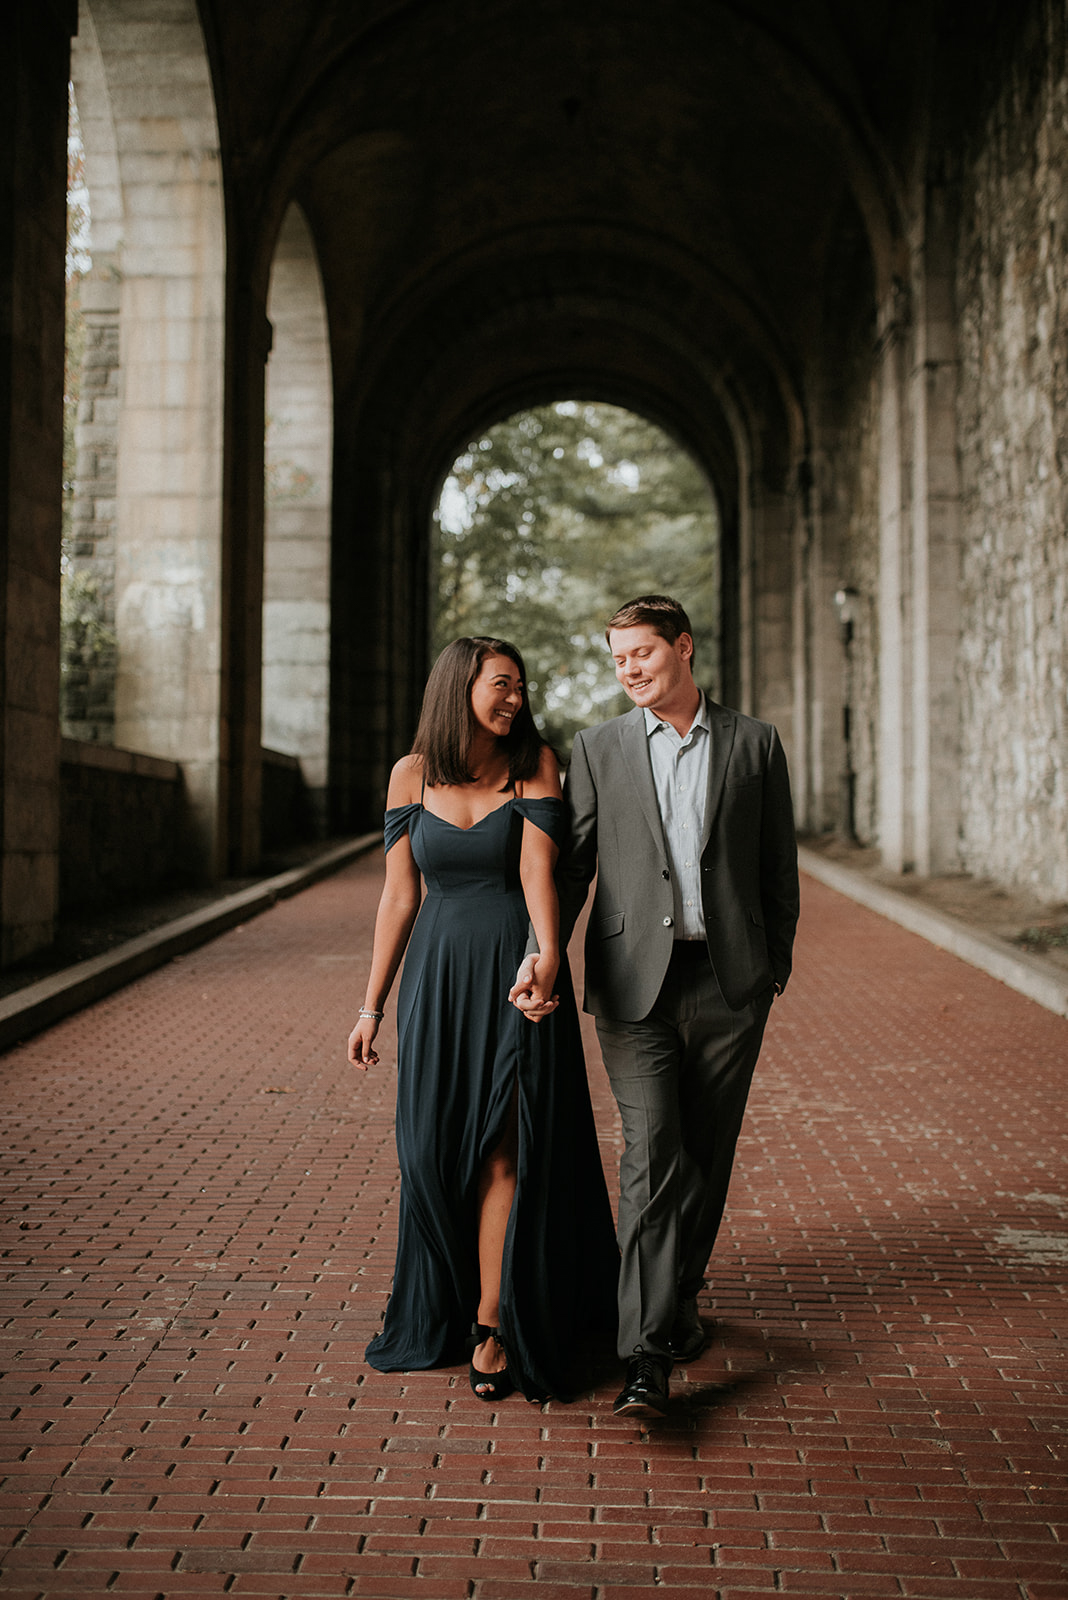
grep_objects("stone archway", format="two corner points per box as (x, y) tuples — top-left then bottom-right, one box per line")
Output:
(325, 237), (802, 833)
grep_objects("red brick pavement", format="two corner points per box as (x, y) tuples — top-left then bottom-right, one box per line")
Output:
(0, 858), (1065, 1599)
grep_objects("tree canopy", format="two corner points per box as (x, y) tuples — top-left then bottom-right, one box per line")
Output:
(432, 401), (720, 752)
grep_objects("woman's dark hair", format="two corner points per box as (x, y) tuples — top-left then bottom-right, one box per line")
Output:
(411, 636), (546, 787)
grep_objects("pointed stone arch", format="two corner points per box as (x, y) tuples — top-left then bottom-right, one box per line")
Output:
(263, 202), (333, 835)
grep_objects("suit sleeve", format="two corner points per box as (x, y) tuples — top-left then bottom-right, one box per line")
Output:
(522, 730), (600, 959)
(556, 729), (600, 951)
(760, 727), (800, 990)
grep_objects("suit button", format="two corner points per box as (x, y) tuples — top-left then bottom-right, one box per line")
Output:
(663, 917), (673, 927)
(661, 869), (670, 880)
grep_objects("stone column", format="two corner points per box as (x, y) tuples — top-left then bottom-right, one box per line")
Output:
(796, 453), (845, 838)
(734, 436), (755, 717)
(751, 479), (799, 765)
(73, 3), (228, 878)
(908, 189), (962, 876)
(0, 4), (75, 964)
(876, 287), (912, 874)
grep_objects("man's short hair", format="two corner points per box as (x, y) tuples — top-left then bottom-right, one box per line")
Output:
(605, 594), (695, 653)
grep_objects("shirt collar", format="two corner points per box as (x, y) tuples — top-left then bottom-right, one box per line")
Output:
(644, 691), (710, 740)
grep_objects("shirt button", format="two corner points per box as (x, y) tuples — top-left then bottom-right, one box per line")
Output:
(663, 917), (673, 927)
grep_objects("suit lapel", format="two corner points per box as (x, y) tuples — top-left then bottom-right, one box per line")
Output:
(701, 701), (737, 852)
(616, 708), (667, 852)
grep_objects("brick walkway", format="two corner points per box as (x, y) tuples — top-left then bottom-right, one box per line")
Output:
(1, 857), (1065, 1599)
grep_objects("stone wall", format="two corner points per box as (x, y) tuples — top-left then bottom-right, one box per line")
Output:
(59, 738), (186, 910)
(260, 748), (315, 853)
(826, 374), (882, 848)
(60, 740), (318, 913)
(806, 205), (883, 848)
(955, 26), (1068, 901)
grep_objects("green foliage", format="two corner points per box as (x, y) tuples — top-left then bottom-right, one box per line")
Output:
(60, 564), (117, 733)
(433, 401), (720, 750)
(266, 456), (316, 502)
(1017, 924), (1068, 951)
(265, 411), (318, 502)
(60, 567), (116, 680)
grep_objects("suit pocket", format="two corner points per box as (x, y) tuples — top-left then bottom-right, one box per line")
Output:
(596, 911), (624, 939)
(728, 771), (763, 790)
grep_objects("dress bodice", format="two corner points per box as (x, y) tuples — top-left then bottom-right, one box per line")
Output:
(384, 796), (566, 899)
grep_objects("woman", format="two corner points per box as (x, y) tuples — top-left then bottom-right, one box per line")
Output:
(348, 637), (617, 1402)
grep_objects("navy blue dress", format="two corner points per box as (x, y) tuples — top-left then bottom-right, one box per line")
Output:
(364, 796), (618, 1400)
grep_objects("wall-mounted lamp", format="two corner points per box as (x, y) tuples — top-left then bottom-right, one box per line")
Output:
(833, 586), (860, 841)
(833, 585), (861, 642)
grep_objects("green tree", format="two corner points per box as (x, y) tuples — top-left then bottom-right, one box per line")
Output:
(433, 401), (720, 751)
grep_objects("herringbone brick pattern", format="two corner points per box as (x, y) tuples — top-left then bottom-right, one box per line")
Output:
(0, 857), (1065, 1598)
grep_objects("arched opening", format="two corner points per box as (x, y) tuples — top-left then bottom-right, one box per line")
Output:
(70, 0), (226, 874)
(262, 202), (333, 843)
(327, 243), (790, 835)
(431, 400), (720, 750)
(62, 80), (116, 744)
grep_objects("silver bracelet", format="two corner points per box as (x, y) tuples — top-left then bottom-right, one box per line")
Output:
(359, 1007), (384, 1021)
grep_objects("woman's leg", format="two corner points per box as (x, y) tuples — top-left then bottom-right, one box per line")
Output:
(472, 1089), (518, 1382)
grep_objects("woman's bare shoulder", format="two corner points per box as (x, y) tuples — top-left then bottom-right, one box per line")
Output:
(387, 753), (423, 807)
(523, 742), (563, 800)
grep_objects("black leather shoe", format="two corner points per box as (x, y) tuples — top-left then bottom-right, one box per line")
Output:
(666, 1296), (706, 1362)
(613, 1349), (671, 1417)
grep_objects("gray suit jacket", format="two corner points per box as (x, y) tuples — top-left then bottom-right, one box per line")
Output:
(557, 701), (800, 1019)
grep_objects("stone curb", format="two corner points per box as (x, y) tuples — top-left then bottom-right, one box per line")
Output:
(0, 834), (382, 1054)
(799, 845), (1068, 1019)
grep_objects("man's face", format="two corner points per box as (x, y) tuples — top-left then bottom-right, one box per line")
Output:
(608, 623), (695, 715)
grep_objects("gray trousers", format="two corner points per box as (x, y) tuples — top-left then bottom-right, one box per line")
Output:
(595, 942), (773, 1361)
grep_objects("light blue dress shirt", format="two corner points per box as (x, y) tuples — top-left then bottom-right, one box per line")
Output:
(644, 693), (711, 939)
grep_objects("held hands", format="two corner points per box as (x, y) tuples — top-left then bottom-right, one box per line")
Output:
(348, 1013), (380, 1070)
(508, 954), (560, 1022)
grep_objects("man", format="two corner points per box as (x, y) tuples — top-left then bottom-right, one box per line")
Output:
(513, 595), (799, 1417)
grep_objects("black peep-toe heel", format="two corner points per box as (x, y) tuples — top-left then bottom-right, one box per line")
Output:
(468, 1322), (515, 1402)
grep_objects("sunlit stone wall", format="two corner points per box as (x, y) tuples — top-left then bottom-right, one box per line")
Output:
(955, 38), (1068, 901)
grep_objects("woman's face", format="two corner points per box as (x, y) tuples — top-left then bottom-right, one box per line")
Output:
(469, 653), (524, 740)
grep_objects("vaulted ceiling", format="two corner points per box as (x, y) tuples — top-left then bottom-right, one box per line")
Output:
(199, 0), (970, 493)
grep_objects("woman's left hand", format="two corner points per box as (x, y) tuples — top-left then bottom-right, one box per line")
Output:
(348, 1015), (380, 1069)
